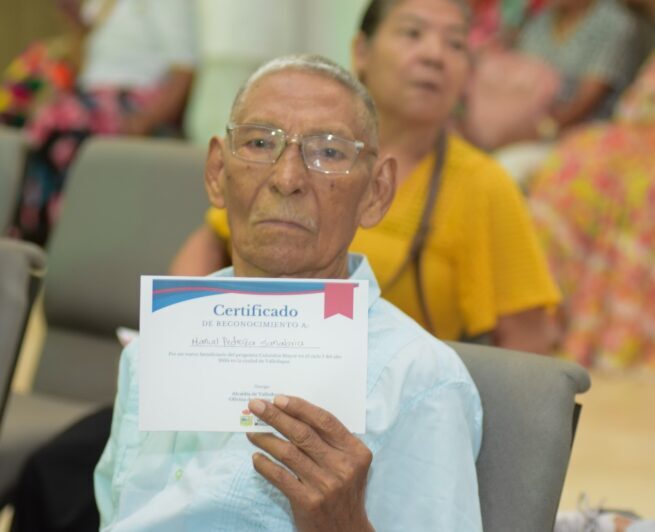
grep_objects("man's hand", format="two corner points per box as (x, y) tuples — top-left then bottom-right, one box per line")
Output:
(246, 396), (374, 532)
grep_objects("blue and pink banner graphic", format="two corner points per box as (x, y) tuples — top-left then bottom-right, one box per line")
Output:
(151, 279), (357, 319)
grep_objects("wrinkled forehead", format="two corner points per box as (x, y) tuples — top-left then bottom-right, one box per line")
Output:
(232, 70), (374, 142)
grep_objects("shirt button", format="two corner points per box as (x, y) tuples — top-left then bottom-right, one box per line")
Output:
(175, 468), (183, 480)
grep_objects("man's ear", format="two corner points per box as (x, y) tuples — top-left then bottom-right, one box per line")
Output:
(205, 136), (226, 209)
(351, 32), (369, 82)
(359, 155), (397, 229)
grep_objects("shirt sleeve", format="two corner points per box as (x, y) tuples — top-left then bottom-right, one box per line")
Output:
(456, 148), (561, 336)
(366, 382), (483, 531)
(146, 0), (198, 68)
(94, 340), (142, 530)
(364, 337), (483, 531)
(582, 10), (637, 87)
(485, 161), (561, 316)
(516, 13), (547, 56)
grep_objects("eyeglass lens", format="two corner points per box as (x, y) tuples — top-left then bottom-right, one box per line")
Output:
(230, 125), (359, 173)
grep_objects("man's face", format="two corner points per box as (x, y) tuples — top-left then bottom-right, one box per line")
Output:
(206, 70), (393, 278)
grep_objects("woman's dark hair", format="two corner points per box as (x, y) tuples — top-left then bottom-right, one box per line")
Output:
(359, 0), (471, 39)
(359, 0), (400, 38)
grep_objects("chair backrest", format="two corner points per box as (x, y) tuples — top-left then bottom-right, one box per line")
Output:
(32, 137), (208, 403)
(0, 238), (46, 425)
(449, 342), (591, 532)
(0, 126), (27, 233)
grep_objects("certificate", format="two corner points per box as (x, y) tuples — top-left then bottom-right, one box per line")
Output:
(139, 276), (369, 433)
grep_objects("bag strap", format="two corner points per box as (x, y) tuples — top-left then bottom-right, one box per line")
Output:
(384, 130), (448, 333)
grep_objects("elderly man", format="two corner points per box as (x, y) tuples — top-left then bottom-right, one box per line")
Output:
(94, 55), (482, 531)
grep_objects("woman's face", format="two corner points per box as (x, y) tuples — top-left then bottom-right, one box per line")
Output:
(353, 0), (470, 127)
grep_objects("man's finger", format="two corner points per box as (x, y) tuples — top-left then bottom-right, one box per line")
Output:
(271, 396), (361, 451)
(251, 452), (307, 505)
(246, 432), (327, 486)
(248, 399), (331, 462)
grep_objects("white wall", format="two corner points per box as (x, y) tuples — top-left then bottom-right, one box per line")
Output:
(301, 0), (369, 67)
(200, 0), (303, 60)
(185, 0), (369, 145)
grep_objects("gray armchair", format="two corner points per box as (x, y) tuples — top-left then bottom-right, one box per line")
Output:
(0, 238), (45, 427)
(450, 342), (591, 532)
(0, 137), (208, 504)
(0, 126), (27, 233)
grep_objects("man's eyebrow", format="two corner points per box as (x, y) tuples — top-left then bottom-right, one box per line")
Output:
(235, 118), (357, 140)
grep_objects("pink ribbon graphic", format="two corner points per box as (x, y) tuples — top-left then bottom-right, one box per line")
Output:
(324, 283), (356, 319)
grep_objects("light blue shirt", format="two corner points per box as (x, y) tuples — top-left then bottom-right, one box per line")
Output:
(94, 255), (483, 531)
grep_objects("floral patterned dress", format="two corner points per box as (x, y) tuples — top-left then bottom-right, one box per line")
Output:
(528, 53), (655, 368)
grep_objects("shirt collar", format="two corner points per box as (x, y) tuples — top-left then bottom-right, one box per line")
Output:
(211, 253), (381, 310)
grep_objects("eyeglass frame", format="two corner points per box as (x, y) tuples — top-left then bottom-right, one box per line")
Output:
(225, 122), (377, 175)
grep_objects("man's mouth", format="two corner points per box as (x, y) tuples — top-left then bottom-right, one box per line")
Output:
(254, 218), (315, 233)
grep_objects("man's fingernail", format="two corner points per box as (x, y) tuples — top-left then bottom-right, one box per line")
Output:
(273, 395), (289, 409)
(249, 399), (266, 415)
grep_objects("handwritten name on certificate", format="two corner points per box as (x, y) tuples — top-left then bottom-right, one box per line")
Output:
(139, 276), (369, 433)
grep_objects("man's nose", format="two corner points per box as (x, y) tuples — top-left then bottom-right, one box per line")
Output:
(269, 141), (309, 196)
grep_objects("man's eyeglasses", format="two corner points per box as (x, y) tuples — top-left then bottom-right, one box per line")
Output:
(226, 123), (376, 175)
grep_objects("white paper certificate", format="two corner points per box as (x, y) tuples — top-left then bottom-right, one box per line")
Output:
(139, 276), (368, 433)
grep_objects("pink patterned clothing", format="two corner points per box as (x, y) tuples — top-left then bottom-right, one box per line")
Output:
(528, 53), (655, 368)
(27, 86), (159, 170)
(10, 86), (160, 245)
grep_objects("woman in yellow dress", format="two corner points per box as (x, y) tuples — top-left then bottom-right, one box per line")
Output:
(171, 0), (561, 353)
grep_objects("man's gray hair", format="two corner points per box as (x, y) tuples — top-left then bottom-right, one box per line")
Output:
(230, 54), (379, 145)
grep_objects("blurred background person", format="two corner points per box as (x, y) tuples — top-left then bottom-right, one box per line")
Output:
(462, 0), (649, 185)
(514, 0), (645, 137)
(457, 0), (554, 153)
(528, 49), (655, 369)
(5, 0), (197, 246)
(171, 0), (562, 354)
